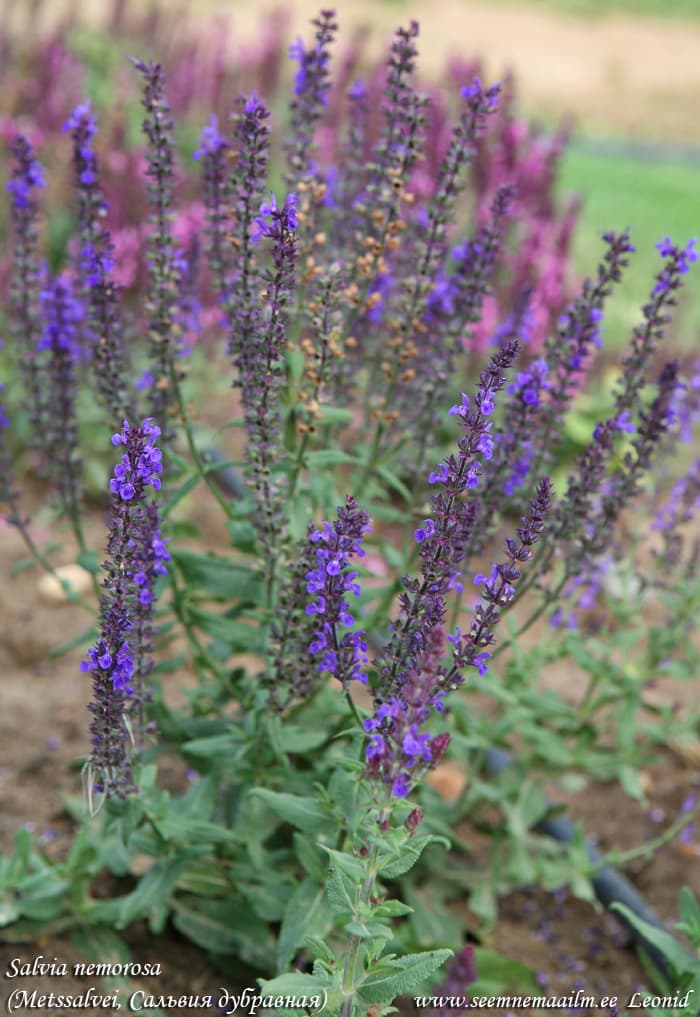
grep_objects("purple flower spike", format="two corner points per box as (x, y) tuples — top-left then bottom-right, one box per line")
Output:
(38, 274), (84, 520)
(378, 342), (520, 694)
(83, 417), (167, 800)
(109, 418), (163, 501)
(7, 135), (46, 449)
(304, 496), (371, 686)
(65, 100), (134, 423)
(193, 114), (225, 160)
(285, 9), (337, 181)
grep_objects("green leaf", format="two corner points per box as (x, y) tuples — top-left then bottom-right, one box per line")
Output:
(172, 549), (259, 601)
(0, 893), (20, 927)
(153, 816), (239, 847)
(277, 724), (329, 753)
(76, 549), (100, 575)
(277, 878), (331, 971)
(259, 971), (332, 1005)
(470, 947), (537, 995)
(374, 899), (414, 918)
(293, 834), (325, 881)
(117, 858), (188, 932)
(306, 449), (360, 467)
(315, 405), (354, 426)
(378, 834), (446, 879)
(182, 730), (244, 758)
(678, 887), (700, 943)
(173, 897), (274, 969)
(357, 949), (453, 1004)
(6, 828), (32, 885)
(186, 605), (260, 652)
(325, 864), (356, 918)
(161, 474), (200, 515)
(47, 624), (97, 659)
(612, 903), (697, 976)
(374, 464), (412, 503)
(249, 790), (333, 836)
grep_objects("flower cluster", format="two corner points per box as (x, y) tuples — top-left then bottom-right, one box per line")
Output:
(364, 625), (449, 799)
(82, 419), (167, 800)
(269, 497), (368, 707)
(378, 342), (519, 694)
(445, 478), (552, 685)
(243, 190), (298, 560)
(286, 9), (337, 181)
(63, 101), (133, 423)
(5, 136), (44, 209)
(6, 135), (45, 445)
(38, 274), (84, 519)
(110, 418), (163, 501)
(132, 58), (182, 435)
(305, 497), (371, 686)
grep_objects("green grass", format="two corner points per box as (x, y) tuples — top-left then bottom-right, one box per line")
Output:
(557, 143), (700, 350)
(486, 0), (700, 21)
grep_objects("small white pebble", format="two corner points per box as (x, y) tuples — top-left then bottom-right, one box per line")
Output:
(37, 564), (93, 606)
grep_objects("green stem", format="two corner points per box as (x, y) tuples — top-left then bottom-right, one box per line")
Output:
(168, 364), (235, 519)
(339, 805), (390, 1017)
(168, 566), (227, 686)
(598, 805), (699, 870)
(9, 511), (96, 614)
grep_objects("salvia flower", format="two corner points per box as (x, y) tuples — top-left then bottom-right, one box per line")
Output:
(285, 8), (337, 182)
(196, 114), (232, 304)
(377, 341), (519, 694)
(109, 418), (163, 500)
(613, 236), (698, 418)
(82, 418), (166, 802)
(242, 191), (298, 560)
(6, 135), (46, 447)
(126, 501), (170, 745)
(430, 944), (478, 1017)
(6, 135), (45, 209)
(365, 628), (450, 799)
(269, 496), (369, 707)
(64, 101), (133, 422)
(446, 478), (552, 688)
(132, 58), (183, 437)
(38, 273), (84, 521)
(225, 91), (270, 368)
(305, 497), (371, 686)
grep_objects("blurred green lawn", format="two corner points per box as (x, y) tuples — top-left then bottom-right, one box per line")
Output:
(557, 144), (700, 350)
(488, 0), (700, 20)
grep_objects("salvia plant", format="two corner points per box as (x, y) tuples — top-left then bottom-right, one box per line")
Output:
(1, 8), (699, 1013)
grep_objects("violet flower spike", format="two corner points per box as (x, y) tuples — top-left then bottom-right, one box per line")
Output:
(376, 341), (519, 695)
(243, 192), (298, 560)
(6, 135), (46, 449)
(445, 477), (552, 689)
(64, 100), (133, 422)
(285, 9), (337, 183)
(196, 114), (232, 306)
(126, 501), (171, 747)
(364, 628), (450, 801)
(132, 58), (183, 438)
(82, 418), (166, 803)
(38, 273), (84, 526)
(226, 92), (270, 368)
(305, 496), (371, 687)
